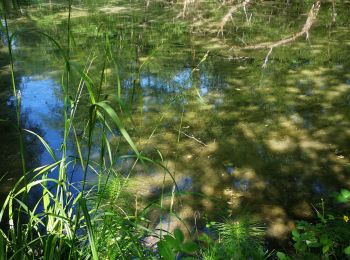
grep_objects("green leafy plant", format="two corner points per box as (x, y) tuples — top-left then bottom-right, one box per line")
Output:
(333, 189), (350, 204)
(157, 228), (199, 259)
(278, 191), (350, 259)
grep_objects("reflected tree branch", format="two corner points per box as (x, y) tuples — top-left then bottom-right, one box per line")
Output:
(240, 1), (321, 67)
(217, 0), (251, 37)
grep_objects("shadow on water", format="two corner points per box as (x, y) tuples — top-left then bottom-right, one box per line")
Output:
(124, 43), (350, 244)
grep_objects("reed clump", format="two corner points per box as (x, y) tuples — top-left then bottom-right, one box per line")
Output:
(0, 1), (159, 259)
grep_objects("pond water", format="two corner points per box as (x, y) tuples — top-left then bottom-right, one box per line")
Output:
(1, 0), (350, 245)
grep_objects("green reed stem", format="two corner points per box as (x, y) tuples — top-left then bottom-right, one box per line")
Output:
(1, 0), (26, 183)
(0, 3), (31, 255)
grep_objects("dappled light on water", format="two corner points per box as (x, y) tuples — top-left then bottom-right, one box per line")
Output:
(1, 0), (349, 248)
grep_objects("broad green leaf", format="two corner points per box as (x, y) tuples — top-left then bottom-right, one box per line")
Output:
(276, 252), (288, 260)
(158, 240), (175, 260)
(181, 241), (199, 254)
(345, 245), (350, 255)
(174, 228), (184, 243)
(320, 234), (329, 245)
(322, 244), (330, 254)
(306, 239), (320, 248)
(291, 229), (300, 240)
(163, 235), (179, 250)
(335, 189), (350, 203)
(341, 189), (350, 198)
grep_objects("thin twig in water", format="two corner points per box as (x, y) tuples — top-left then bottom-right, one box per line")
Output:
(178, 130), (207, 146)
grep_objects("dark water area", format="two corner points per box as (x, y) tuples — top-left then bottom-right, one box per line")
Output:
(1, 0), (350, 246)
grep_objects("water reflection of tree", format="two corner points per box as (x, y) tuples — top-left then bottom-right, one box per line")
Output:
(0, 49), (43, 202)
(1, 0), (350, 246)
(123, 2), (350, 246)
(0, 2), (58, 202)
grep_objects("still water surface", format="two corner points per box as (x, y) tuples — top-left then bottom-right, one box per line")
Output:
(1, 0), (350, 242)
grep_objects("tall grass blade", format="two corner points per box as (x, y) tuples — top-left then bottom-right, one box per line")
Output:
(72, 126), (85, 171)
(23, 129), (58, 162)
(70, 62), (96, 104)
(80, 198), (98, 260)
(106, 35), (121, 98)
(0, 230), (6, 260)
(95, 101), (140, 158)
